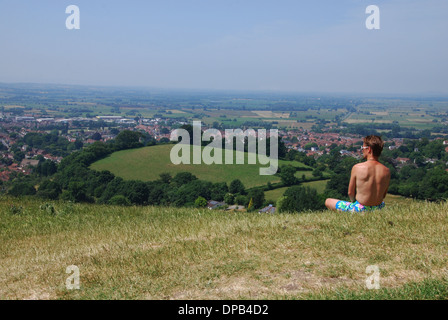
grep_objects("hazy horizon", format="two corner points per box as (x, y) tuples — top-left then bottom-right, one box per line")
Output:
(1, 0), (447, 94)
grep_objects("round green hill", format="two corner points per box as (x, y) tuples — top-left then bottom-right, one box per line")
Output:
(90, 144), (310, 188)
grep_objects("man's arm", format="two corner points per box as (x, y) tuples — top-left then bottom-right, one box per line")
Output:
(348, 166), (357, 202)
(382, 168), (391, 200)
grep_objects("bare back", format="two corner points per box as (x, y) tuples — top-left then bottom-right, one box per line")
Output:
(349, 161), (390, 206)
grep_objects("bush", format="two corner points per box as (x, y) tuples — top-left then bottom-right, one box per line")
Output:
(37, 180), (61, 200)
(194, 196), (207, 207)
(61, 182), (92, 203)
(280, 185), (324, 213)
(276, 196), (286, 212)
(235, 194), (248, 206)
(108, 195), (131, 206)
(8, 182), (36, 196)
(263, 199), (276, 208)
(173, 180), (212, 207)
(224, 193), (235, 205)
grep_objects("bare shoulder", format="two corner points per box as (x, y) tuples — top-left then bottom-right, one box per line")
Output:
(378, 161), (390, 171)
(352, 162), (366, 170)
(351, 162), (364, 174)
(377, 162), (391, 177)
(383, 164), (391, 176)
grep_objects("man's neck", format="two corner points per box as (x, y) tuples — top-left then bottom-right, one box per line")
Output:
(366, 157), (379, 162)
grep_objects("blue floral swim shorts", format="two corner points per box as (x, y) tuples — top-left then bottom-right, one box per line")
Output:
(335, 200), (385, 212)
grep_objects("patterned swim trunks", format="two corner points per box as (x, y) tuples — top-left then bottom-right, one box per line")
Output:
(335, 200), (385, 212)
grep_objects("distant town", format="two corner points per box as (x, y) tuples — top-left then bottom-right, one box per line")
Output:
(2, 108), (447, 183)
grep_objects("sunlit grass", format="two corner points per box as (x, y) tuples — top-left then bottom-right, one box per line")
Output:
(1, 195), (447, 300)
(90, 144), (310, 188)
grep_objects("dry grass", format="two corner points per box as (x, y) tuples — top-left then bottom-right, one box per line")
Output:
(1, 195), (447, 300)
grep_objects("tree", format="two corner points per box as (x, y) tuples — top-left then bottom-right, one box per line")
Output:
(418, 168), (448, 200)
(224, 193), (235, 205)
(235, 194), (248, 206)
(91, 132), (102, 141)
(286, 149), (298, 161)
(173, 180), (212, 207)
(13, 151), (25, 162)
(195, 196), (207, 207)
(247, 188), (265, 209)
(229, 179), (246, 195)
(325, 157), (359, 199)
(8, 182), (36, 196)
(304, 142), (318, 150)
(37, 180), (61, 200)
(36, 160), (57, 176)
(279, 186), (324, 213)
(312, 168), (323, 178)
(159, 173), (172, 184)
(279, 165), (297, 186)
(172, 172), (197, 187)
(210, 182), (228, 201)
(247, 198), (254, 211)
(114, 130), (143, 150)
(122, 180), (149, 205)
(147, 182), (169, 205)
(61, 181), (91, 202)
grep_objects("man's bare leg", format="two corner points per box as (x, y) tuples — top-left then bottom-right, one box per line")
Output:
(325, 198), (340, 211)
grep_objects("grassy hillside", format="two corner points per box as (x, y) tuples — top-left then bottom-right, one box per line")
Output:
(90, 144), (311, 188)
(1, 195), (447, 300)
(265, 180), (330, 202)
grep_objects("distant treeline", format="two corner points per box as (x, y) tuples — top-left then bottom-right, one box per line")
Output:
(336, 123), (446, 139)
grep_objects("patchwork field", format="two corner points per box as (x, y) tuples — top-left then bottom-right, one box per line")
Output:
(252, 111), (290, 118)
(344, 105), (442, 129)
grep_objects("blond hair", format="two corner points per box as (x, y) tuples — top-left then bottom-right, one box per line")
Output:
(363, 135), (384, 157)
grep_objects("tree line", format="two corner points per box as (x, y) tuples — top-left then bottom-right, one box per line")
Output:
(4, 130), (273, 210)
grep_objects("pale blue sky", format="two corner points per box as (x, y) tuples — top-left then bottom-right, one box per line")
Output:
(0, 0), (447, 94)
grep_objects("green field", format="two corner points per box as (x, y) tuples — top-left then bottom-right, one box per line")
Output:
(265, 180), (329, 202)
(1, 195), (447, 300)
(90, 144), (311, 188)
(344, 102), (445, 130)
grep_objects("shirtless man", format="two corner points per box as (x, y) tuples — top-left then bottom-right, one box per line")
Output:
(325, 135), (390, 212)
